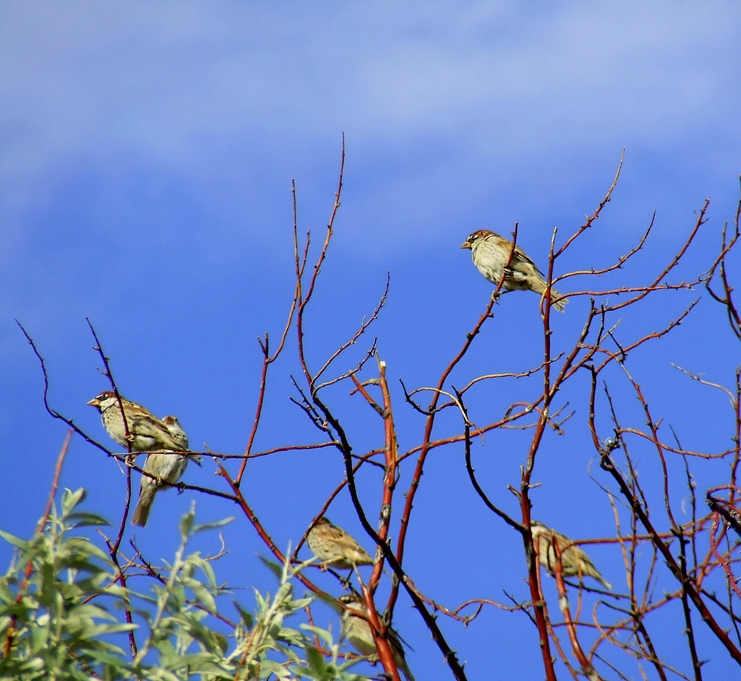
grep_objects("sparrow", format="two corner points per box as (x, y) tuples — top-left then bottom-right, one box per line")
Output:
(461, 230), (567, 311)
(307, 517), (374, 570)
(87, 391), (185, 453)
(339, 594), (415, 681)
(131, 415), (191, 527)
(162, 415), (189, 450)
(87, 392), (193, 527)
(531, 520), (612, 589)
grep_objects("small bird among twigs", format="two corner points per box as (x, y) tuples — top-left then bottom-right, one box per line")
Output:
(531, 520), (612, 589)
(162, 414), (189, 451)
(130, 417), (191, 527)
(307, 517), (374, 570)
(87, 391), (186, 453)
(88, 391), (194, 527)
(339, 593), (415, 681)
(461, 230), (567, 311)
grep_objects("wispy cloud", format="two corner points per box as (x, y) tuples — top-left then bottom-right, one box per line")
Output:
(0, 1), (738, 255)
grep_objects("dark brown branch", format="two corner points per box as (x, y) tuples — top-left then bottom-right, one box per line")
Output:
(599, 441), (741, 664)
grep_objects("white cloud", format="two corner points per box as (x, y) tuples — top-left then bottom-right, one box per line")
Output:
(0, 0), (738, 253)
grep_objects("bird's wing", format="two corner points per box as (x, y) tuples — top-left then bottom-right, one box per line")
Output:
(513, 245), (544, 275)
(325, 525), (373, 562)
(326, 525), (357, 547)
(130, 413), (182, 450)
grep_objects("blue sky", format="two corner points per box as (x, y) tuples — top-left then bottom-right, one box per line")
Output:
(2, 2), (741, 679)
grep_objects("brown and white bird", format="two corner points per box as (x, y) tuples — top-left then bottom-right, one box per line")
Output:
(87, 392), (192, 527)
(461, 230), (567, 311)
(339, 594), (415, 681)
(87, 391), (185, 453)
(131, 415), (191, 527)
(162, 415), (189, 451)
(307, 517), (374, 570)
(531, 520), (612, 589)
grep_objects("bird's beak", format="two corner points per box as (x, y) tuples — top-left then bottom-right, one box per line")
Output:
(461, 241), (471, 249)
(87, 398), (100, 407)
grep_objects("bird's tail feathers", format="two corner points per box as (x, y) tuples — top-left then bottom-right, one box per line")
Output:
(597, 575), (613, 590)
(530, 276), (567, 312)
(550, 290), (567, 312)
(132, 490), (155, 527)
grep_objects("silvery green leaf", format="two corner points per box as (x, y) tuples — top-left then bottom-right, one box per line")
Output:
(61, 488), (87, 515)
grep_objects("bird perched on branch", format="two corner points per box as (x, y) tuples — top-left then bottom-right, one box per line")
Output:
(461, 230), (567, 311)
(87, 391), (186, 453)
(531, 520), (612, 589)
(162, 414), (189, 451)
(307, 517), (374, 570)
(339, 593), (415, 681)
(87, 392), (194, 527)
(130, 415), (192, 527)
